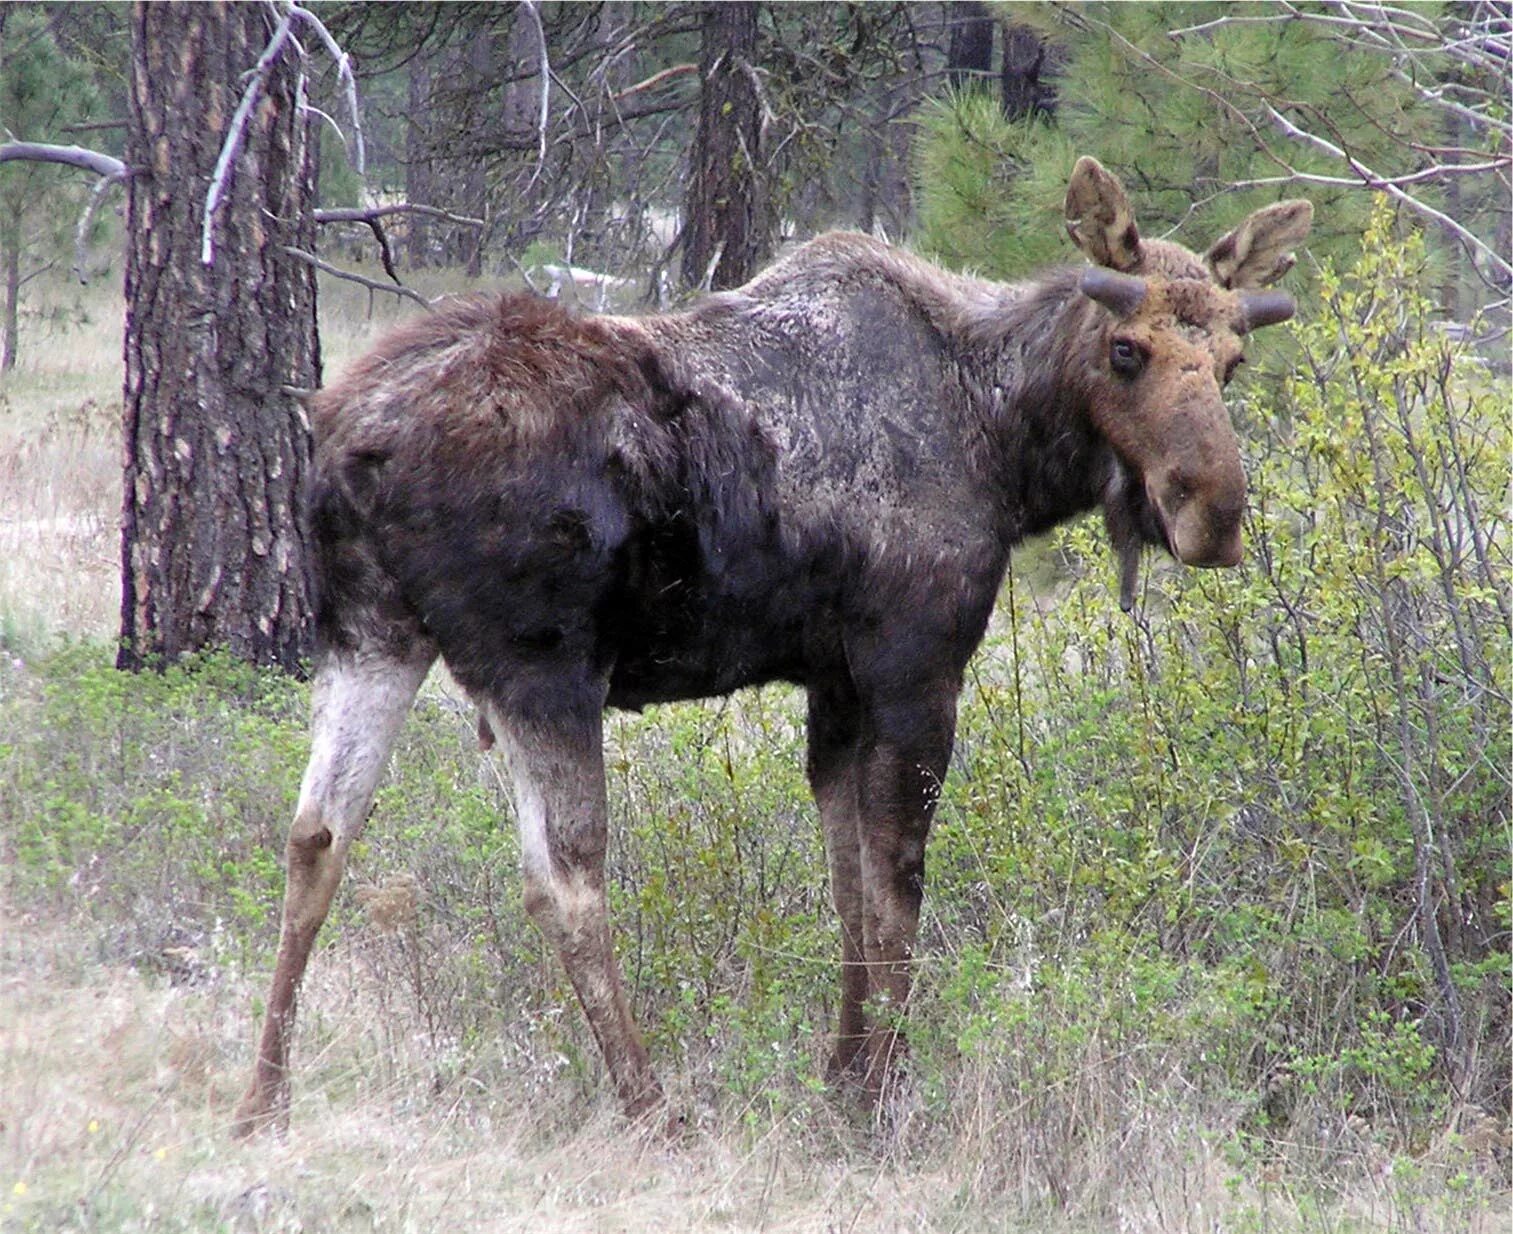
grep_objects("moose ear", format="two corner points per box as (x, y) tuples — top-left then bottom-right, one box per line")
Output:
(1065, 156), (1143, 272)
(1206, 199), (1314, 289)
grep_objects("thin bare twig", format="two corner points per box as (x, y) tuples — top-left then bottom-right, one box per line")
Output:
(73, 168), (127, 283)
(609, 62), (698, 104)
(288, 2), (365, 177)
(202, 10), (297, 266)
(282, 245), (432, 309)
(518, 0), (551, 188)
(314, 203), (486, 228)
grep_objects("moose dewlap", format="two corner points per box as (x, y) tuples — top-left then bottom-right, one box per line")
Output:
(233, 157), (1310, 1134)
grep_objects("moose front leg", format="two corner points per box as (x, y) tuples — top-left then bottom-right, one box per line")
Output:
(854, 691), (956, 1097)
(489, 702), (661, 1118)
(806, 684), (869, 1083)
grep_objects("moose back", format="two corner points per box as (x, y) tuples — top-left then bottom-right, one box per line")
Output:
(233, 158), (1310, 1133)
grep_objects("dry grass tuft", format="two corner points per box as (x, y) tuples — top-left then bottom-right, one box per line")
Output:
(4, 917), (1503, 1233)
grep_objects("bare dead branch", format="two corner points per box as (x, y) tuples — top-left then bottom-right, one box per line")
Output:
(73, 167), (128, 283)
(314, 203), (486, 229)
(0, 141), (128, 179)
(733, 56), (778, 150)
(202, 10), (297, 266)
(289, 2), (365, 177)
(60, 120), (129, 135)
(282, 245), (432, 309)
(609, 63), (698, 103)
(506, 253), (547, 295)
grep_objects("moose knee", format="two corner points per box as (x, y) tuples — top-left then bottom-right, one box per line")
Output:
(286, 810), (334, 870)
(522, 868), (603, 943)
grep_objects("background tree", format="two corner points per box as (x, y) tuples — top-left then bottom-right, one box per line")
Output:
(681, 2), (768, 290)
(946, 1), (994, 89)
(117, 2), (320, 672)
(327, 2), (946, 292)
(0, 8), (104, 370)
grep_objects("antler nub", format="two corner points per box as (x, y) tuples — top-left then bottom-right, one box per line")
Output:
(1079, 267), (1148, 318)
(1239, 289), (1296, 332)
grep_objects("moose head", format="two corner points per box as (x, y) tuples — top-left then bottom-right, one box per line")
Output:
(1064, 156), (1312, 608)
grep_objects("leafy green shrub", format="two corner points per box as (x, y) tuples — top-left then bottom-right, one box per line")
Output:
(919, 202), (1508, 1149)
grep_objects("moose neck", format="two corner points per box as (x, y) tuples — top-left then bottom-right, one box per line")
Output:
(961, 266), (1113, 549)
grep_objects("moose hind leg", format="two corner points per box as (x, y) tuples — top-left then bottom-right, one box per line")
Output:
(232, 647), (433, 1137)
(492, 705), (661, 1117)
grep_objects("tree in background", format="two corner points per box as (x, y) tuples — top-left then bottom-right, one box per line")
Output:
(946, 2), (994, 90)
(681, 1), (768, 290)
(329, 2), (946, 291)
(117, 2), (320, 673)
(916, 1), (1509, 327)
(0, 8), (103, 370)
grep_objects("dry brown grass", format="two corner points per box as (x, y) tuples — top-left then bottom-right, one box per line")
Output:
(0, 277), (122, 648)
(4, 915), (1503, 1234)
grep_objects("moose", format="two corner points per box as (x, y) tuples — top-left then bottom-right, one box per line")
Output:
(233, 158), (1310, 1134)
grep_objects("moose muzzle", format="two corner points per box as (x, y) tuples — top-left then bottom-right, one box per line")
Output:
(1154, 465), (1246, 569)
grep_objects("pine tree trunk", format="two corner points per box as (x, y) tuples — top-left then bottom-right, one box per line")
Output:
(405, 57), (433, 269)
(946, 2), (994, 90)
(119, 1), (320, 674)
(1000, 24), (1047, 120)
(1, 237), (17, 372)
(681, 1), (767, 292)
(462, 29), (492, 279)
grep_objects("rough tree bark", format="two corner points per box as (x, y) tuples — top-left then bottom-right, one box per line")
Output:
(1000, 23), (1057, 121)
(119, 2), (320, 673)
(405, 56), (434, 268)
(946, 1), (994, 90)
(681, 1), (767, 291)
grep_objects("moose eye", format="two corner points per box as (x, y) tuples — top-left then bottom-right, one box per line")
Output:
(1110, 338), (1146, 378)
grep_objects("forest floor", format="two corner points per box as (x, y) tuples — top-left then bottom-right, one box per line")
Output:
(2, 920), (979, 1234)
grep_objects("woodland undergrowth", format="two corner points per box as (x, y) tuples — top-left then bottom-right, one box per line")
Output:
(0, 211), (1507, 1231)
